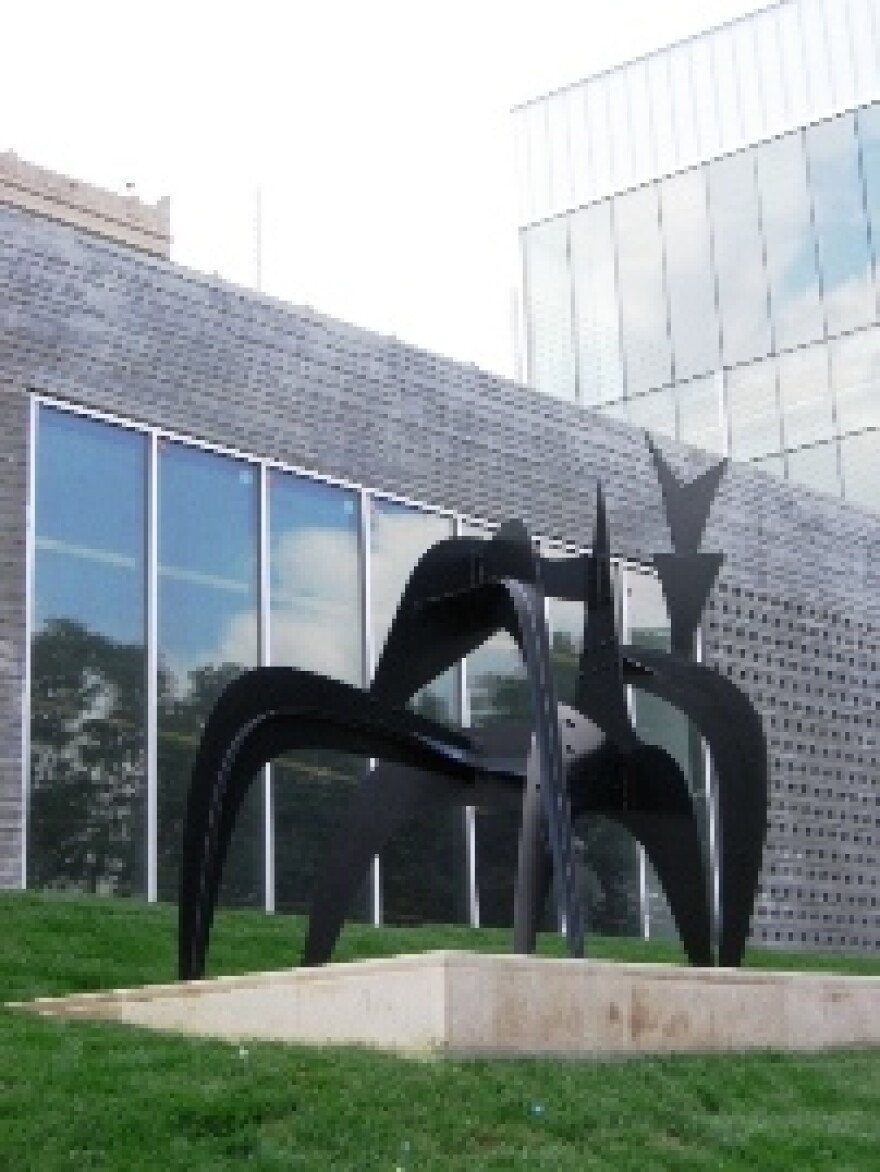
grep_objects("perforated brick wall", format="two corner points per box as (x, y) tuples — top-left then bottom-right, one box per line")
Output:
(0, 204), (878, 951)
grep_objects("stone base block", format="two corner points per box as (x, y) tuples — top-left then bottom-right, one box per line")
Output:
(11, 951), (880, 1058)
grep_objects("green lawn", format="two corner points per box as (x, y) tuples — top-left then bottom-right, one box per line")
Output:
(2, 891), (879, 1169)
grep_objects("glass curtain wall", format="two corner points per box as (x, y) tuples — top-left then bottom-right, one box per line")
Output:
(369, 500), (467, 925)
(156, 441), (262, 906)
(30, 402), (665, 941)
(29, 408), (147, 894)
(269, 473), (365, 916)
(523, 99), (880, 507)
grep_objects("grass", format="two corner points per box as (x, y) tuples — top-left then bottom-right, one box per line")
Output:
(1, 892), (879, 1169)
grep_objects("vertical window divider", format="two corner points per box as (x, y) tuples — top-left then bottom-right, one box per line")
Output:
(146, 430), (158, 903)
(22, 395), (37, 890)
(360, 488), (381, 926)
(260, 462), (273, 914)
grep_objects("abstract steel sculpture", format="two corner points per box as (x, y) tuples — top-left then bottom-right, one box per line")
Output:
(179, 438), (768, 980)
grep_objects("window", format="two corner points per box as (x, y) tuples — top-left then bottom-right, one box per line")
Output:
(269, 473), (365, 916)
(710, 151), (772, 365)
(370, 500), (465, 926)
(156, 442), (261, 905)
(30, 407), (147, 894)
(756, 133), (824, 352)
(777, 344), (833, 450)
(727, 358), (782, 460)
(677, 373), (728, 455)
(569, 202), (623, 406)
(523, 219), (576, 402)
(841, 428), (880, 509)
(785, 440), (842, 499)
(615, 184), (672, 396)
(808, 114), (875, 336)
(831, 328), (880, 435)
(662, 167), (720, 382)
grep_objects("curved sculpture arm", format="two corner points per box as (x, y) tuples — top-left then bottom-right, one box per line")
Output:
(179, 667), (523, 980)
(514, 705), (712, 965)
(622, 646), (768, 967)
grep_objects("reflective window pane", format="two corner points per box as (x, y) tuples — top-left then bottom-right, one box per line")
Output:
(607, 71), (634, 194)
(30, 408), (147, 894)
(734, 20), (764, 144)
(567, 88), (593, 209)
(841, 427), (880, 508)
(269, 473), (365, 916)
(157, 442), (261, 906)
(846, 0), (880, 102)
(778, 2), (811, 127)
(777, 345), (833, 450)
(523, 219), (576, 402)
(710, 152), (772, 365)
(668, 45), (698, 170)
(727, 358), (782, 460)
(648, 56), (676, 176)
(800, 0), (834, 114)
(584, 78), (613, 199)
(856, 103), (880, 309)
(785, 440), (842, 498)
(547, 93), (573, 215)
(809, 114), (875, 336)
(625, 388), (677, 442)
(569, 202), (623, 407)
(523, 102), (551, 224)
(831, 328), (880, 434)
(690, 38), (721, 161)
(615, 185), (672, 395)
(677, 374), (727, 455)
(370, 500), (465, 925)
(757, 133), (824, 352)
(662, 168), (719, 382)
(826, 0), (857, 111)
(712, 30), (743, 153)
(755, 8), (787, 140)
(628, 63), (655, 188)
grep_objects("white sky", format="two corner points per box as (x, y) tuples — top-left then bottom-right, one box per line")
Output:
(3, 0), (769, 379)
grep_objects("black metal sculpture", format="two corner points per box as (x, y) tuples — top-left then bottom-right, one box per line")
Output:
(179, 437), (768, 980)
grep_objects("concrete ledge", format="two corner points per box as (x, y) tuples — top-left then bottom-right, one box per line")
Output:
(11, 951), (880, 1058)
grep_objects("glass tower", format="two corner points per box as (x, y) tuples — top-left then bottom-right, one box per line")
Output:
(515, 0), (880, 508)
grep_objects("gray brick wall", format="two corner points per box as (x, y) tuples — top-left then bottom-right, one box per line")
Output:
(0, 381), (27, 889)
(1, 204), (878, 950)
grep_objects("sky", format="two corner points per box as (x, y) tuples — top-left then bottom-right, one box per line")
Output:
(3, 0), (770, 379)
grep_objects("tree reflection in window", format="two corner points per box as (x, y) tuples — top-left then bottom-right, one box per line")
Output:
(30, 408), (147, 894)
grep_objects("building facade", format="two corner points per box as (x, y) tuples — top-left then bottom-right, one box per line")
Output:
(515, 0), (880, 508)
(1, 193), (879, 954)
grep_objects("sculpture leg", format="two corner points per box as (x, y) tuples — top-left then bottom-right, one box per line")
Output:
(512, 750), (553, 954)
(304, 761), (469, 966)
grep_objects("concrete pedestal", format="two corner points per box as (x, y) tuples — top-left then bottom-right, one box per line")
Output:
(12, 951), (880, 1058)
